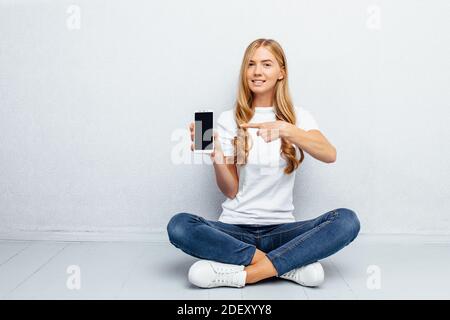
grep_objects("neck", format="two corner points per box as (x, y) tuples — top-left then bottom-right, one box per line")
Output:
(252, 91), (274, 108)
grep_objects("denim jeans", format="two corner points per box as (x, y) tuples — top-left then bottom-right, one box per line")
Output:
(167, 208), (360, 276)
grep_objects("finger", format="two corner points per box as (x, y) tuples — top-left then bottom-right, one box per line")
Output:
(191, 144), (194, 151)
(262, 130), (278, 142)
(257, 128), (268, 136)
(260, 134), (270, 143)
(259, 132), (266, 142)
(240, 122), (262, 129)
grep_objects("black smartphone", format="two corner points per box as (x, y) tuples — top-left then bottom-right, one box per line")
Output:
(194, 110), (214, 153)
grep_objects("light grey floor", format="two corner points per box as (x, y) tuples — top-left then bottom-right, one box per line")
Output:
(1, 235), (449, 299)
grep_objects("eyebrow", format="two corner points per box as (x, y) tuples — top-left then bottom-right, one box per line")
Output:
(249, 59), (273, 63)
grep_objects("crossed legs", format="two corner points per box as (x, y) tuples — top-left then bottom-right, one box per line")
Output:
(244, 248), (278, 284)
(167, 209), (360, 285)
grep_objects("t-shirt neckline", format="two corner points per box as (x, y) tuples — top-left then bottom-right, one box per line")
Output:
(254, 106), (275, 113)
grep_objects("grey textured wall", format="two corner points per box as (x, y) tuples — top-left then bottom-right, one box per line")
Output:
(0, 0), (449, 239)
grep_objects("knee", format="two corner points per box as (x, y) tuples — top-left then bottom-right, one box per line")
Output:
(335, 208), (361, 242)
(167, 212), (194, 245)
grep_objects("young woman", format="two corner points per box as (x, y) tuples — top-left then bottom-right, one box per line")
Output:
(167, 38), (360, 289)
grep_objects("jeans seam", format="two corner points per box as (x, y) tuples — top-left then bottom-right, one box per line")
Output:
(258, 224), (307, 238)
(203, 220), (251, 237)
(259, 209), (338, 239)
(170, 236), (256, 266)
(269, 210), (340, 259)
(270, 220), (332, 260)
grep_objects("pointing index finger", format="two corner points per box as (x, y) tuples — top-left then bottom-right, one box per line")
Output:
(240, 122), (262, 129)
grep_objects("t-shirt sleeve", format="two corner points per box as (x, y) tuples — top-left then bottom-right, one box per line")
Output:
(295, 107), (320, 131)
(216, 111), (237, 157)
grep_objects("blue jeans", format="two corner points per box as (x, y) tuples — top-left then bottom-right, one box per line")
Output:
(167, 208), (360, 276)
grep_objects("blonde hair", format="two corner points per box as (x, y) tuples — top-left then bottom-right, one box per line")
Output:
(232, 38), (304, 174)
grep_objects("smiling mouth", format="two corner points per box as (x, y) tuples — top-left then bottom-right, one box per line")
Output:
(251, 80), (266, 84)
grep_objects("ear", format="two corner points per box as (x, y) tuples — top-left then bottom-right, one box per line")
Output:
(278, 68), (285, 81)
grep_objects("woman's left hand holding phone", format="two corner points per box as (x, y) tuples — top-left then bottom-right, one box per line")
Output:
(189, 122), (224, 163)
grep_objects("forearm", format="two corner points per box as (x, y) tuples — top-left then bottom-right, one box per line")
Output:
(284, 126), (336, 163)
(212, 153), (239, 199)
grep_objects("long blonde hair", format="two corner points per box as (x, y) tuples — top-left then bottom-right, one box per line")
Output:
(232, 38), (304, 174)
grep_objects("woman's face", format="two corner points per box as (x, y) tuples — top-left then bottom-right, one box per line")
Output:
(246, 47), (284, 96)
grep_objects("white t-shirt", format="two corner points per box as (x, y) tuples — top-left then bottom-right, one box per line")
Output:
(216, 106), (320, 225)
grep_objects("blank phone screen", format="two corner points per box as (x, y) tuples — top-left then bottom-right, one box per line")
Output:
(194, 112), (213, 151)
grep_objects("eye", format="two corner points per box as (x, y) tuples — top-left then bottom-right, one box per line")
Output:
(264, 63), (271, 67)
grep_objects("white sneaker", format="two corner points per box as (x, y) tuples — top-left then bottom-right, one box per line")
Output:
(280, 262), (325, 287)
(188, 260), (247, 288)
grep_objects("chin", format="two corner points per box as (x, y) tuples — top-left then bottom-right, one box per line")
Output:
(250, 87), (271, 94)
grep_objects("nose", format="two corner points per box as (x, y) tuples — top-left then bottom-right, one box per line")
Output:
(254, 63), (262, 76)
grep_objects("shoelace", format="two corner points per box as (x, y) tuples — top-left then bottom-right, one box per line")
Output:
(213, 272), (242, 285)
(212, 266), (243, 285)
(282, 268), (300, 281)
